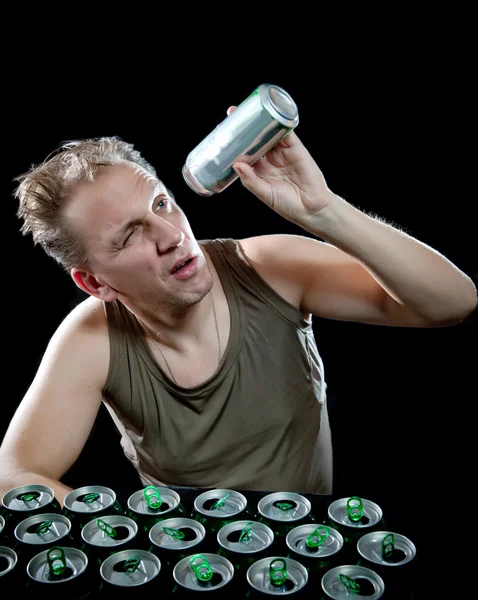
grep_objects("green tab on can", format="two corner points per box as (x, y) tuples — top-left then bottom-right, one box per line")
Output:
(123, 557), (142, 572)
(143, 485), (162, 510)
(270, 558), (287, 586)
(211, 492), (231, 510)
(18, 492), (39, 503)
(338, 573), (361, 593)
(382, 533), (395, 559)
(82, 492), (100, 504)
(306, 525), (329, 548)
(36, 520), (53, 535)
(162, 526), (185, 539)
(239, 522), (253, 543)
(347, 496), (364, 522)
(190, 554), (213, 582)
(276, 502), (294, 512)
(97, 518), (117, 538)
(47, 546), (67, 576)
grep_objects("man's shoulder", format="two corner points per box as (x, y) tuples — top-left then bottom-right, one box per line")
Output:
(55, 296), (107, 340)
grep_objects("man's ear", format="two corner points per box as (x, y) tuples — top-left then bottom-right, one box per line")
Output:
(71, 269), (118, 302)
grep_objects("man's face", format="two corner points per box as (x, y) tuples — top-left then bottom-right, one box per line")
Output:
(65, 163), (210, 310)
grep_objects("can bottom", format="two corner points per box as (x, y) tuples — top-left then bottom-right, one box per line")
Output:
(182, 164), (214, 197)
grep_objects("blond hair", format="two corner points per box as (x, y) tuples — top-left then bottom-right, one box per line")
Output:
(14, 137), (158, 271)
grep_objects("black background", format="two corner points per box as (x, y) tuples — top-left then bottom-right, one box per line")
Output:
(1, 30), (476, 568)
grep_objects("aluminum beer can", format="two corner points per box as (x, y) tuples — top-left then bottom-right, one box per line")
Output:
(246, 555), (308, 596)
(357, 530), (417, 600)
(257, 492), (313, 540)
(0, 546), (21, 592)
(25, 546), (91, 598)
(80, 515), (138, 571)
(321, 564), (385, 599)
(63, 485), (122, 529)
(1, 484), (61, 529)
(126, 485), (186, 543)
(193, 488), (249, 533)
(182, 83), (299, 196)
(327, 496), (384, 553)
(149, 516), (207, 578)
(14, 512), (73, 566)
(99, 548), (161, 592)
(285, 523), (344, 577)
(173, 551), (234, 593)
(217, 519), (274, 574)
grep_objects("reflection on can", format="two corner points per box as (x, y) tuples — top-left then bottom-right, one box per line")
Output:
(321, 564), (385, 599)
(247, 555), (308, 595)
(173, 552), (234, 592)
(182, 83), (299, 196)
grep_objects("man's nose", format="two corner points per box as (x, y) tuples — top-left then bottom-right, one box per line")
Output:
(147, 216), (184, 253)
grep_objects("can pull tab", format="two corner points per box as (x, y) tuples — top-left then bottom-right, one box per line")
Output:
(97, 518), (117, 538)
(306, 525), (329, 548)
(47, 546), (67, 576)
(382, 533), (395, 559)
(162, 526), (185, 540)
(239, 522), (253, 543)
(18, 492), (40, 504)
(338, 573), (361, 593)
(35, 520), (53, 535)
(270, 558), (287, 586)
(82, 493), (100, 504)
(123, 557), (142, 573)
(347, 496), (364, 522)
(190, 554), (213, 582)
(143, 485), (162, 510)
(211, 492), (231, 510)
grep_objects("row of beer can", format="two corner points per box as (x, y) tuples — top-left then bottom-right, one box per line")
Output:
(1, 483), (417, 598)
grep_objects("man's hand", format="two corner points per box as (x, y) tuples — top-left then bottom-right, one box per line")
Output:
(227, 105), (336, 229)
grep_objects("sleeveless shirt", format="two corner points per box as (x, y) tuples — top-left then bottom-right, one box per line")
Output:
(102, 238), (333, 494)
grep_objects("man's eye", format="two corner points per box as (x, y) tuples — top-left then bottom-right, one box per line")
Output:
(154, 197), (167, 212)
(123, 228), (136, 246)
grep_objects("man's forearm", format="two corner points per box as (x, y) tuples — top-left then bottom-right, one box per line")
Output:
(304, 194), (477, 323)
(0, 470), (73, 508)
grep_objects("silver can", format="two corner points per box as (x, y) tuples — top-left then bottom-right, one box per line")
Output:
(257, 492), (312, 525)
(321, 564), (385, 599)
(127, 485), (182, 517)
(0, 515), (5, 542)
(2, 484), (61, 526)
(63, 485), (121, 526)
(193, 488), (248, 532)
(149, 517), (206, 552)
(182, 83), (299, 196)
(328, 497), (383, 529)
(217, 519), (274, 555)
(173, 552), (234, 592)
(81, 515), (138, 552)
(357, 530), (416, 567)
(100, 548), (161, 588)
(246, 556), (308, 595)
(14, 512), (72, 559)
(286, 523), (344, 559)
(26, 546), (89, 587)
(0, 545), (18, 580)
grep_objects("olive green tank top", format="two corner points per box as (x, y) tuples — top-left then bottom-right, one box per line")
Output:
(102, 238), (332, 494)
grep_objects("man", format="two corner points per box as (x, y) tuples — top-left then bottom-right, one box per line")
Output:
(0, 108), (476, 507)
